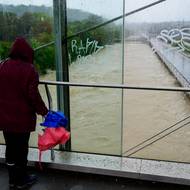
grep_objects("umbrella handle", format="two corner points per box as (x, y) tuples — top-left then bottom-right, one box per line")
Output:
(44, 84), (53, 110)
(41, 127), (55, 161)
(51, 148), (55, 161)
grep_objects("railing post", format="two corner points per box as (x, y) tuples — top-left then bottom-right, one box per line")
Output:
(53, 0), (71, 151)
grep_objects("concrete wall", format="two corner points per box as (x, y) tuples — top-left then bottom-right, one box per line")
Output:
(150, 39), (190, 90)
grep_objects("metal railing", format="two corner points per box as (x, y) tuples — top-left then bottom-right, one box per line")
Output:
(40, 80), (190, 92)
(40, 80), (190, 157)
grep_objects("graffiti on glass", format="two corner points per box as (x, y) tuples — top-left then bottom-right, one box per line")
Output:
(70, 38), (104, 60)
(157, 28), (190, 53)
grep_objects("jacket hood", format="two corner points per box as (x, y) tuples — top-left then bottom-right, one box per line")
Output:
(9, 37), (34, 64)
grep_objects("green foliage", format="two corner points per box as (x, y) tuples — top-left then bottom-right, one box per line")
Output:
(0, 11), (55, 74)
(0, 8), (121, 74)
(0, 41), (11, 60)
(34, 46), (55, 75)
(67, 15), (121, 62)
(30, 33), (55, 75)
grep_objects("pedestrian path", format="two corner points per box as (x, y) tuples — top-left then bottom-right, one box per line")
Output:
(0, 164), (189, 190)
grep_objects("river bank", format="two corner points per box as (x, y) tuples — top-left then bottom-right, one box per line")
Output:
(151, 38), (190, 90)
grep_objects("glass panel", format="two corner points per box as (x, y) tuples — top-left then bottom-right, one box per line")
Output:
(123, 90), (190, 163)
(70, 87), (122, 155)
(124, 0), (190, 162)
(67, 0), (124, 155)
(0, 0), (55, 147)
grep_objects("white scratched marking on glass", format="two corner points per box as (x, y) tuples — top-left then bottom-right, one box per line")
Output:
(70, 38), (104, 60)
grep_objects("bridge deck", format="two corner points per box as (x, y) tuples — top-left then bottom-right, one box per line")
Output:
(1, 145), (190, 186)
(0, 163), (189, 190)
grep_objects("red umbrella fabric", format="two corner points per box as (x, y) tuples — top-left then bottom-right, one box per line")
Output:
(38, 127), (70, 151)
(38, 127), (70, 169)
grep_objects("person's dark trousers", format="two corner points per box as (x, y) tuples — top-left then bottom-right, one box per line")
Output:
(3, 131), (30, 187)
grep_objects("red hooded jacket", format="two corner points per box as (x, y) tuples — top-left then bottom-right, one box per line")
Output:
(0, 37), (48, 132)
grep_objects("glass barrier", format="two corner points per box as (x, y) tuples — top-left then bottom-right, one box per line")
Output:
(123, 90), (190, 163)
(70, 87), (122, 155)
(0, 0), (55, 147)
(68, 21), (123, 84)
(123, 0), (190, 162)
(67, 0), (124, 84)
(124, 0), (190, 87)
(67, 0), (124, 155)
(1, 0), (190, 163)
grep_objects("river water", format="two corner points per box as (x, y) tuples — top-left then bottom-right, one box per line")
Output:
(37, 44), (123, 155)
(1, 42), (190, 162)
(123, 42), (190, 162)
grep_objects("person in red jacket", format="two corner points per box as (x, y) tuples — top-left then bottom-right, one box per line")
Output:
(0, 37), (48, 189)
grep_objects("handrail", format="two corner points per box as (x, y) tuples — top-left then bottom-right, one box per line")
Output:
(39, 80), (190, 92)
(40, 80), (190, 157)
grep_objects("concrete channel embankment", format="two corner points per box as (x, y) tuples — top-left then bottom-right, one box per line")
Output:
(150, 39), (190, 89)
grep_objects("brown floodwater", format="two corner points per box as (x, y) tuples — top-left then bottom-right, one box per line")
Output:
(1, 42), (190, 163)
(123, 42), (190, 162)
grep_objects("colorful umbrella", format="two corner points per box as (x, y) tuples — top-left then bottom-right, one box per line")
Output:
(38, 111), (70, 169)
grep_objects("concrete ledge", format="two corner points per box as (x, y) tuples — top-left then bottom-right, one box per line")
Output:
(0, 145), (190, 185)
(140, 159), (190, 185)
(150, 39), (190, 91)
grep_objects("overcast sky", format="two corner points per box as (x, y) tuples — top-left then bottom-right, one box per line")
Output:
(0, 0), (189, 22)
